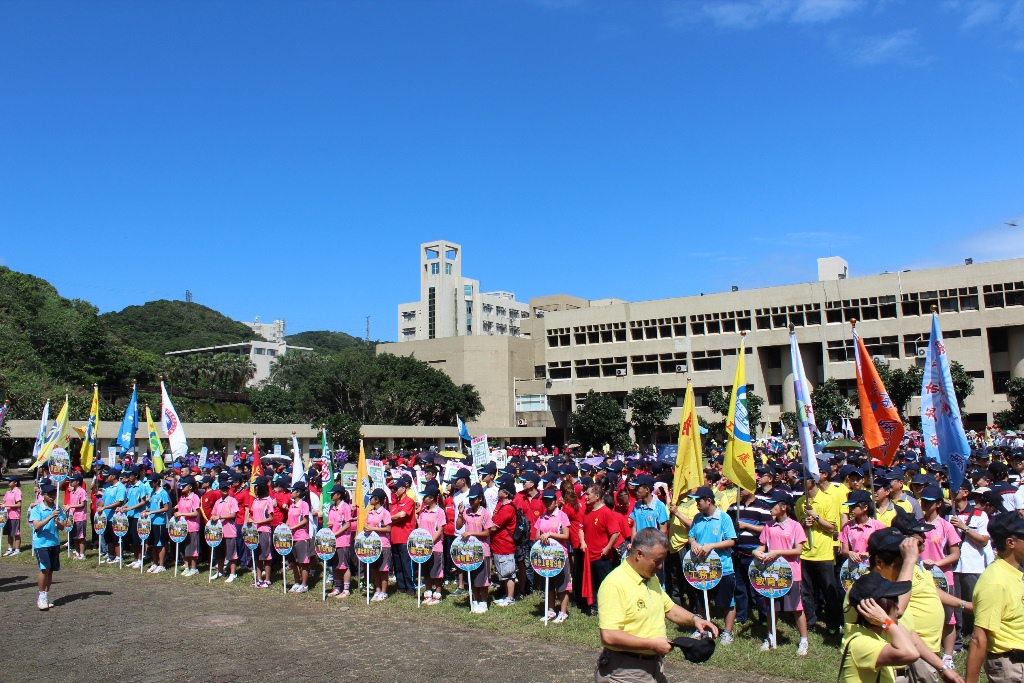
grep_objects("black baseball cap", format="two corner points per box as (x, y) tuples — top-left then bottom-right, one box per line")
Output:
(688, 486), (715, 500)
(467, 483), (484, 499)
(669, 636), (716, 663)
(629, 474), (655, 489)
(890, 511), (935, 536)
(540, 488), (557, 500)
(843, 490), (872, 507)
(919, 485), (944, 502)
(768, 489), (793, 507)
(448, 468), (472, 483)
(988, 512), (1024, 547)
(521, 472), (541, 485)
(39, 483), (57, 495)
(847, 572), (911, 608)
(867, 527), (905, 555)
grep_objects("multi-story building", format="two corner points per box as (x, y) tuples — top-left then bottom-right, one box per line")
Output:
(396, 240), (531, 342)
(243, 316), (287, 343)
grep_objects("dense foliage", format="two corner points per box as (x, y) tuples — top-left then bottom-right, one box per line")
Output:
(285, 330), (372, 355)
(995, 377), (1024, 429)
(625, 386), (674, 445)
(101, 299), (262, 355)
(569, 390), (631, 452)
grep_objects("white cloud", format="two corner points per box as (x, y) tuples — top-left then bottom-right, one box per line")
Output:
(960, 0), (1005, 27)
(791, 0), (865, 23)
(841, 28), (921, 65)
(956, 220), (1024, 262)
(685, 0), (864, 29)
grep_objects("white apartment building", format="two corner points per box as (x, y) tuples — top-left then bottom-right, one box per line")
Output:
(243, 316), (286, 343)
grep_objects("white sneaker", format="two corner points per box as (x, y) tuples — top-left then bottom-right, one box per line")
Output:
(552, 612), (568, 624)
(210, 571), (222, 580)
(37, 593), (48, 611)
(540, 609), (556, 622)
(720, 631), (734, 645)
(797, 638), (809, 656)
(153, 566), (166, 573)
(294, 585), (308, 593)
(494, 597), (514, 607)
(11, 549), (20, 555)
(760, 638), (774, 651)
(225, 574), (237, 583)
(2, 548), (12, 557)
(289, 583), (301, 592)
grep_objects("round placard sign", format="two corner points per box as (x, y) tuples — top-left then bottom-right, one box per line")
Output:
(0, 506), (8, 526)
(111, 512), (130, 538)
(682, 550), (723, 591)
(168, 517), (188, 544)
(450, 537), (484, 572)
(749, 556), (794, 599)
(49, 448), (71, 483)
(241, 523), (260, 550)
(407, 528), (434, 564)
(930, 565), (948, 593)
(273, 524), (294, 556)
(354, 531), (382, 564)
(94, 512), (107, 533)
(204, 522), (223, 548)
(136, 516), (152, 541)
(530, 540), (568, 578)
(314, 527), (337, 561)
(840, 558), (871, 593)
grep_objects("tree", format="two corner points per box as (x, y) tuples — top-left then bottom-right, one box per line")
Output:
(994, 377), (1024, 430)
(780, 411), (798, 436)
(706, 387), (764, 439)
(626, 387), (674, 445)
(874, 359), (975, 419)
(569, 390), (631, 452)
(811, 378), (854, 429)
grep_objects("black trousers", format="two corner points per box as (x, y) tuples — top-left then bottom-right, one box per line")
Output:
(590, 558), (614, 609)
(572, 548), (587, 609)
(953, 572), (980, 649)
(801, 559), (841, 631)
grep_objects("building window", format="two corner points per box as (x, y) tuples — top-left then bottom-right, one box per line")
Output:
(515, 394), (549, 412)
(548, 361), (571, 380)
(764, 347), (782, 369)
(445, 262), (453, 275)
(827, 339), (855, 362)
(254, 348), (265, 355)
(691, 350), (722, 372)
(267, 349), (277, 357)
(429, 262), (439, 275)
(428, 287), (436, 339)
(464, 284), (473, 297)
(993, 371), (1011, 394)
(983, 282), (1024, 308)
(768, 385), (783, 405)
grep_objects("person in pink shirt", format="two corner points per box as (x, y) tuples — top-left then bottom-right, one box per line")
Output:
(458, 484), (494, 613)
(533, 488), (572, 624)
(417, 483), (446, 604)
(3, 476), (23, 556)
(211, 486), (240, 582)
(326, 488), (352, 598)
(286, 483), (312, 594)
(249, 481), (276, 589)
(840, 490), (886, 563)
(918, 485), (962, 658)
(173, 478), (202, 576)
(363, 488), (392, 601)
(66, 474), (89, 560)
(754, 489), (809, 655)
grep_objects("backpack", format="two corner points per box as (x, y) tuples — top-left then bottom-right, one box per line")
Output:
(512, 505), (531, 545)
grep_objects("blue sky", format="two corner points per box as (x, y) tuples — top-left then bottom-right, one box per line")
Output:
(2, 0), (1022, 341)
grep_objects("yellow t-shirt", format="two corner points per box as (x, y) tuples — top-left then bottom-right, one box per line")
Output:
(820, 482), (848, 547)
(876, 503), (898, 528)
(907, 565), (944, 653)
(715, 487), (738, 515)
(796, 491), (838, 561)
(668, 497), (700, 552)
(973, 558), (1024, 654)
(597, 560), (676, 654)
(840, 628), (895, 683)
(892, 498), (913, 515)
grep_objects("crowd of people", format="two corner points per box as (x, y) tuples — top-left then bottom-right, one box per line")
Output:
(4, 428), (1024, 683)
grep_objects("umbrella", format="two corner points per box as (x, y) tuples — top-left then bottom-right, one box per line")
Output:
(822, 438), (861, 452)
(440, 450), (466, 460)
(260, 455), (291, 466)
(566, 444), (581, 449)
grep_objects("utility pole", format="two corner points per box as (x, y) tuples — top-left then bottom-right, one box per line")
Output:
(185, 290), (193, 303)
(365, 316), (371, 344)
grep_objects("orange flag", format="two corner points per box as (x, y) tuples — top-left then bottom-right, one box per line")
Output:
(852, 327), (904, 466)
(249, 434), (263, 485)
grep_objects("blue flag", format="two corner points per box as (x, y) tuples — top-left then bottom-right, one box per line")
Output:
(116, 385), (139, 454)
(457, 414), (471, 441)
(921, 313), (970, 493)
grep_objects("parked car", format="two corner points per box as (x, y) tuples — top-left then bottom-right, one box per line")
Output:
(17, 456), (33, 468)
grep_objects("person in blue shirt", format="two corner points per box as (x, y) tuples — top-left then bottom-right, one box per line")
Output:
(95, 468), (126, 564)
(29, 483), (70, 611)
(688, 486), (739, 644)
(141, 473), (171, 573)
(118, 467), (150, 569)
(627, 475), (670, 535)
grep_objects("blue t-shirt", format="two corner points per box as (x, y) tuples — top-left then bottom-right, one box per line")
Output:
(689, 509), (738, 575)
(147, 487), (170, 525)
(630, 499), (669, 532)
(102, 482), (127, 518)
(29, 503), (60, 548)
(125, 482), (149, 518)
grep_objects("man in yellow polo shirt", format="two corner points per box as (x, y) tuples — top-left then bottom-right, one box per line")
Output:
(597, 528), (718, 683)
(966, 513), (1024, 683)
(796, 473), (842, 633)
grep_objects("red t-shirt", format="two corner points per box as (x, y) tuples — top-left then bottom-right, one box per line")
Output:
(200, 489), (220, 523)
(230, 487), (253, 526)
(271, 491), (290, 527)
(390, 494), (416, 544)
(583, 505), (623, 562)
(489, 500), (517, 555)
(443, 497), (457, 536)
(513, 491), (546, 541)
(561, 500), (584, 549)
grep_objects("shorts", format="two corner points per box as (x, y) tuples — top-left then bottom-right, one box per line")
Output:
(494, 553), (517, 582)
(709, 573), (736, 610)
(257, 531), (273, 561)
(333, 545), (350, 571)
(290, 539), (311, 564)
(472, 557), (492, 587)
(149, 524), (169, 547)
(771, 579), (804, 612)
(3, 519), (19, 537)
(426, 551), (444, 579)
(515, 541), (531, 565)
(183, 531), (200, 558)
(35, 546), (61, 572)
(371, 546), (392, 573)
(217, 537), (238, 563)
(71, 520), (87, 540)
(127, 516), (140, 546)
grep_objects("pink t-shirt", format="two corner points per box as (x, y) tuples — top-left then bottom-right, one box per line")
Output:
(365, 507), (393, 547)
(534, 509), (571, 553)
(418, 506), (446, 552)
(176, 493), (201, 532)
(921, 516), (961, 587)
(462, 507), (493, 557)
(4, 488), (22, 520)
(251, 497), (274, 533)
(758, 517), (808, 582)
(839, 519), (885, 555)
(212, 497), (239, 538)
(328, 503), (352, 548)
(288, 500), (311, 541)
(69, 487), (88, 523)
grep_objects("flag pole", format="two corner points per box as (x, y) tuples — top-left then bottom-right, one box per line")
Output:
(852, 318), (876, 519)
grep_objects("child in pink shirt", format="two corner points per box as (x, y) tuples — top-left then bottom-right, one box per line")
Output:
(3, 477), (23, 555)
(211, 489), (240, 581)
(458, 485), (494, 613)
(248, 482), (275, 588)
(533, 489), (572, 623)
(417, 486), (446, 604)
(67, 476), (89, 559)
(174, 478), (202, 575)
(286, 484), (312, 593)
(363, 488), (393, 601)
(755, 490), (808, 655)
(326, 488), (353, 598)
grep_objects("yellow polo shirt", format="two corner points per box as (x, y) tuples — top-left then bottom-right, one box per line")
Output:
(668, 497), (699, 552)
(820, 482), (847, 547)
(973, 558), (1024, 654)
(796, 491), (838, 561)
(876, 503), (898, 527)
(907, 565), (944, 653)
(598, 559), (675, 654)
(840, 629), (896, 683)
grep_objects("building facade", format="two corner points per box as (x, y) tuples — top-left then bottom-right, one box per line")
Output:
(243, 316), (287, 343)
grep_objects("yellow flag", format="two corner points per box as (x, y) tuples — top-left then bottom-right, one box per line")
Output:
(356, 439), (369, 533)
(146, 405), (165, 473)
(673, 381), (703, 504)
(722, 338), (756, 492)
(30, 397), (71, 470)
(79, 386), (100, 472)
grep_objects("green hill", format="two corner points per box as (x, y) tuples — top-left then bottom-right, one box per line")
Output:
(285, 330), (372, 354)
(101, 300), (263, 355)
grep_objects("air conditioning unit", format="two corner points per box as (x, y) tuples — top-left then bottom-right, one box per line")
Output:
(916, 348), (928, 358)
(517, 418), (527, 427)
(872, 355), (889, 365)
(615, 368), (627, 377)
(675, 364), (687, 373)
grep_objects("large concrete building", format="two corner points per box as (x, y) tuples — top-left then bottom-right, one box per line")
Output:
(384, 241), (1024, 443)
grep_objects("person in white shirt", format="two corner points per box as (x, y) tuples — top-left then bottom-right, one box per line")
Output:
(948, 484), (994, 653)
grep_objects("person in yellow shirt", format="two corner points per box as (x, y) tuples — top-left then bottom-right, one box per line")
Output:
(596, 528), (718, 683)
(966, 513), (1024, 683)
(874, 479), (901, 527)
(796, 474), (841, 633)
(840, 573), (919, 683)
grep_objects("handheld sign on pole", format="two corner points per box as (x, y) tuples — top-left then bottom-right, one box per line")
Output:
(0, 506), (7, 557)
(168, 517), (188, 577)
(407, 528), (434, 608)
(355, 531), (383, 605)
(682, 550), (724, 621)
(49, 449), (70, 556)
(749, 556), (794, 649)
(273, 524), (294, 594)
(530, 540), (568, 626)
(314, 527), (337, 602)
(137, 516), (152, 574)
(839, 558), (870, 593)
(450, 537), (484, 612)
(94, 512), (108, 567)
(205, 522), (224, 583)
(241, 523), (259, 584)
(111, 512), (129, 570)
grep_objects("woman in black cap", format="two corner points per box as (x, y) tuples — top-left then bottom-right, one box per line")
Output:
(840, 573), (919, 683)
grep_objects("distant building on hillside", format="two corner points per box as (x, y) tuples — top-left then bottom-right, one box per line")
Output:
(243, 316), (286, 343)
(165, 339), (312, 386)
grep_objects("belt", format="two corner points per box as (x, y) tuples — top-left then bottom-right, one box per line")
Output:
(988, 650), (1024, 663)
(603, 648), (661, 662)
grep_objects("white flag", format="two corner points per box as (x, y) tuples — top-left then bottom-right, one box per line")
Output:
(31, 401), (50, 463)
(160, 382), (189, 459)
(291, 434), (304, 487)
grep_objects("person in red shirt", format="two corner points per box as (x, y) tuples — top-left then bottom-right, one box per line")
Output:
(583, 484), (623, 615)
(489, 479), (519, 606)
(388, 476), (417, 596)
(442, 489), (457, 587)
(271, 479), (291, 528)
(513, 472), (545, 596)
